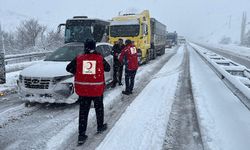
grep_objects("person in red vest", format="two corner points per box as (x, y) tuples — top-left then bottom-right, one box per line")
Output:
(119, 39), (139, 95)
(66, 39), (110, 145)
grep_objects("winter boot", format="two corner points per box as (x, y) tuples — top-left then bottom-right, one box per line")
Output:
(122, 90), (130, 95)
(78, 135), (88, 146)
(97, 123), (108, 134)
(111, 81), (117, 88)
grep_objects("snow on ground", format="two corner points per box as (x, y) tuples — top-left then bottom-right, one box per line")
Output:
(45, 47), (177, 150)
(0, 61), (41, 92)
(200, 42), (250, 58)
(96, 46), (184, 150)
(0, 71), (20, 92)
(189, 44), (250, 150)
(190, 43), (250, 100)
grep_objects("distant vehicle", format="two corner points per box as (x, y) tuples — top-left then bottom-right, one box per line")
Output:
(166, 31), (178, 48)
(178, 36), (186, 44)
(17, 42), (113, 104)
(109, 10), (166, 64)
(58, 16), (110, 43)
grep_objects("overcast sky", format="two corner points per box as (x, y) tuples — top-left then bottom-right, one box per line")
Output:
(0, 0), (249, 43)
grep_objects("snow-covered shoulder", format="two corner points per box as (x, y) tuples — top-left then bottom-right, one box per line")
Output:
(189, 45), (250, 150)
(97, 46), (185, 150)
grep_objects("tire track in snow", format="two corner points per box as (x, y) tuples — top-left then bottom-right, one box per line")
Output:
(163, 44), (204, 150)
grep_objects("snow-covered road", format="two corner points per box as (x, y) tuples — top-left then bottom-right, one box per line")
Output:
(97, 45), (185, 150)
(1, 43), (250, 150)
(0, 47), (178, 150)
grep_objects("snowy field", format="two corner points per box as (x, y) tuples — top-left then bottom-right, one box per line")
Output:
(199, 42), (250, 58)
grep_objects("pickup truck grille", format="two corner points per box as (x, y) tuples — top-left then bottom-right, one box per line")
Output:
(24, 77), (51, 89)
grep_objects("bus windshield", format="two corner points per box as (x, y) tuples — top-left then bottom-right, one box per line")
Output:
(65, 25), (94, 43)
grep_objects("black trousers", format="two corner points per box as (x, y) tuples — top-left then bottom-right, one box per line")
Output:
(125, 69), (137, 92)
(78, 95), (104, 136)
(113, 63), (123, 84)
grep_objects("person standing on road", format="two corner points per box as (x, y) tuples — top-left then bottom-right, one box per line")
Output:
(119, 39), (138, 95)
(66, 39), (110, 145)
(111, 38), (125, 88)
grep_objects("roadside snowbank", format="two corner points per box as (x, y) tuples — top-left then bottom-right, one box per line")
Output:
(0, 71), (20, 92)
(96, 46), (184, 150)
(189, 45), (250, 150)
(0, 61), (39, 93)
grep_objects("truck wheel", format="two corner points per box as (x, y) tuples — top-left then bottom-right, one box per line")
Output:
(152, 49), (156, 59)
(137, 49), (143, 65)
(145, 50), (150, 63)
(162, 48), (165, 55)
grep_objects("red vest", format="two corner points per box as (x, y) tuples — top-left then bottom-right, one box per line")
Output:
(119, 44), (139, 70)
(75, 53), (105, 97)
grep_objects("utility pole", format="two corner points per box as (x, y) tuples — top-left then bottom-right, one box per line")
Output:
(0, 24), (6, 84)
(241, 12), (247, 45)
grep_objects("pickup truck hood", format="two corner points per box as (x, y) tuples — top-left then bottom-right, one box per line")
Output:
(20, 61), (72, 78)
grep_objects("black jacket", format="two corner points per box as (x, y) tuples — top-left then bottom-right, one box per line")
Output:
(66, 50), (110, 75)
(112, 44), (125, 66)
(112, 44), (125, 60)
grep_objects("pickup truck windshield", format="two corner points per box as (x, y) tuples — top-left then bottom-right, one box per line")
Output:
(110, 25), (140, 37)
(44, 45), (84, 61)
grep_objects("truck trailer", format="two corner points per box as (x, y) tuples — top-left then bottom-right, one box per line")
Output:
(109, 10), (166, 64)
(166, 31), (178, 48)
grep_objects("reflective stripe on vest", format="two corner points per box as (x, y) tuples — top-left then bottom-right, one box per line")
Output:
(75, 81), (104, 85)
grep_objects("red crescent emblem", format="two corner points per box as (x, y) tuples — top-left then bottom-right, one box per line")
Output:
(87, 62), (92, 69)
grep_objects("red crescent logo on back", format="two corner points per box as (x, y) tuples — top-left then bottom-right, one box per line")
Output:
(87, 62), (92, 69)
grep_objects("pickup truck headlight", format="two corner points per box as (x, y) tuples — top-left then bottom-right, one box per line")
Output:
(19, 75), (23, 83)
(54, 83), (74, 98)
(52, 75), (73, 85)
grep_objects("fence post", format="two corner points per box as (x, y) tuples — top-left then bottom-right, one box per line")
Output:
(0, 34), (6, 84)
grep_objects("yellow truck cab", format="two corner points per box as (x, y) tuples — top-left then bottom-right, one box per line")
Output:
(109, 10), (151, 64)
(109, 10), (166, 64)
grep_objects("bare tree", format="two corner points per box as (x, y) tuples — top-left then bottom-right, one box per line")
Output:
(36, 25), (47, 49)
(45, 30), (64, 49)
(16, 19), (43, 49)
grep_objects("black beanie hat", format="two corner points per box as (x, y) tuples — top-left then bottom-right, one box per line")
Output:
(84, 39), (96, 51)
(125, 39), (132, 45)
